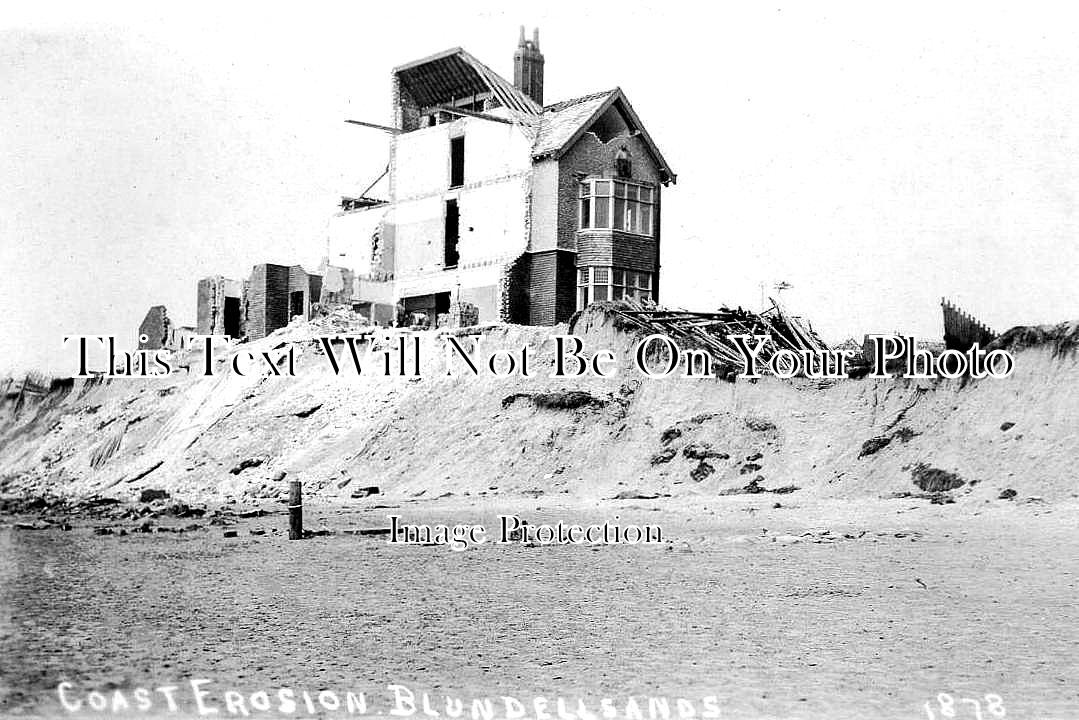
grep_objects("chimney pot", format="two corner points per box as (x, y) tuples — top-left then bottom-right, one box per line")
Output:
(513, 26), (544, 105)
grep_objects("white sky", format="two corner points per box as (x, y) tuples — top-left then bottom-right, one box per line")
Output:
(1, 1), (1077, 375)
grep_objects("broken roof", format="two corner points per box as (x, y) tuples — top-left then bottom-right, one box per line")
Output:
(393, 48), (541, 117)
(392, 48), (675, 184)
(532, 88), (676, 184)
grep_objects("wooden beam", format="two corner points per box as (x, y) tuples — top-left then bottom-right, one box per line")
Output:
(344, 119), (401, 134)
(433, 105), (515, 125)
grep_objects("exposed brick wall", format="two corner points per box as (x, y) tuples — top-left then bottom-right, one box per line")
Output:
(246, 264), (290, 340)
(196, 279), (214, 335)
(197, 276), (244, 337)
(500, 253), (531, 324)
(527, 250), (576, 325)
(392, 75), (423, 133)
(285, 265), (322, 322)
(577, 231), (657, 272)
(137, 306), (169, 350)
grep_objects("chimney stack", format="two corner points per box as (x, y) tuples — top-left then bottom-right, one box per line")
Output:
(513, 25), (544, 106)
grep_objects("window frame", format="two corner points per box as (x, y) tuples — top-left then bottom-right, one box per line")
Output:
(578, 179), (656, 237)
(576, 266), (654, 310)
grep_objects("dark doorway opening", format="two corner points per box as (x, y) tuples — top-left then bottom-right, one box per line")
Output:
(450, 136), (465, 187)
(435, 292), (451, 317)
(444, 199), (460, 267)
(290, 291), (305, 320)
(223, 296), (241, 338)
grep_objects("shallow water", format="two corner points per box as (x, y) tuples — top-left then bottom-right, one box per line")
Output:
(1, 505), (1077, 719)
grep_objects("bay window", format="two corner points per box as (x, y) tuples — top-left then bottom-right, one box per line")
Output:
(579, 179), (655, 236)
(577, 266), (653, 309)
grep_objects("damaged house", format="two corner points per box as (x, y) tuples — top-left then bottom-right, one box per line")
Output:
(329, 27), (676, 326)
(195, 28), (675, 337)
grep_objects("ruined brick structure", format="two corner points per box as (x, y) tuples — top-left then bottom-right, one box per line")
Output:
(196, 276), (244, 338)
(137, 306), (195, 351)
(137, 306), (170, 350)
(195, 265), (323, 342)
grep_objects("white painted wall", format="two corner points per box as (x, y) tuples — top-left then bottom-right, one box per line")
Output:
(389, 114), (533, 291)
(325, 206), (387, 275)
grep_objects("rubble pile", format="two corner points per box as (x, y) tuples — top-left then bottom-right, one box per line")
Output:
(597, 297), (830, 377)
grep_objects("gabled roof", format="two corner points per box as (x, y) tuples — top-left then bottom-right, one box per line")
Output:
(532, 88), (676, 184)
(393, 48), (541, 117)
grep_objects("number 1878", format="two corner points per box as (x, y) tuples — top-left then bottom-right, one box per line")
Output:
(924, 693), (1005, 720)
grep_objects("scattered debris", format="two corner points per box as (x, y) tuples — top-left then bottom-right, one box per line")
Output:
(998, 488), (1017, 500)
(600, 297), (829, 378)
(343, 527), (392, 536)
(501, 390), (603, 410)
(719, 477), (798, 496)
(293, 403), (323, 419)
(650, 448), (677, 465)
(893, 427), (918, 443)
(690, 461), (715, 482)
(611, 490), (666, 500)
(910, 463), (965, 492)
(683, 443), (729, 460)
(139, 488), (170, 503)
(745, 417), (777, 432)
(229, 457), (265, 475)
(351, 486), (380, 499)
(124, 460), (164, 484)
(660, 427), (682, 445)
(859, 436), (892, 458)
(1000, 421), (1016, 432)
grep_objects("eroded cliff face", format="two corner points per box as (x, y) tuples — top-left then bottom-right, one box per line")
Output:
(2, 309), (1076, 507)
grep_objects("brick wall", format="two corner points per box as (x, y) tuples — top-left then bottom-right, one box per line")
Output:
(527, 249), (576, 325)
(555, 130), (664, 299)
(500, 253), (531, 324)
(577, 231), (657, 272)
(196, 279), (214, 335)
(196, 276), (244, 336)
(137, 306), (169, 350)
(247, 264), (291, 340)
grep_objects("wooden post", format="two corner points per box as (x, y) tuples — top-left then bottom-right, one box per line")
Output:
(288, 481), (303, 540)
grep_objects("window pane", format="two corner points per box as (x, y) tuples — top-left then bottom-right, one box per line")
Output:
(580, 198), (590, 229)
(614, 182), (626, 198)
(641, 187), (653, 202)
(578, 287), (588, 309)
(593, 285), (609, 302)
(613, 198), (625, 230)
(639, 272), (652, 290)
(579, 183), (591, 198)
(613, 269), (624, 285)
(626, 201), (638, 233)
(626, 185), (638, 201)
(641, 205), (652, 236)
(594, 180), (611, 196)
(593, 267), (609, 283)
(594, 196), (610, 227)
(578, 268), (589, 284)
(612, 286), (624, 300)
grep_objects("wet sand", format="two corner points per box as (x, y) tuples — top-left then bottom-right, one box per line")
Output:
(1, 497), (1077, 720)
